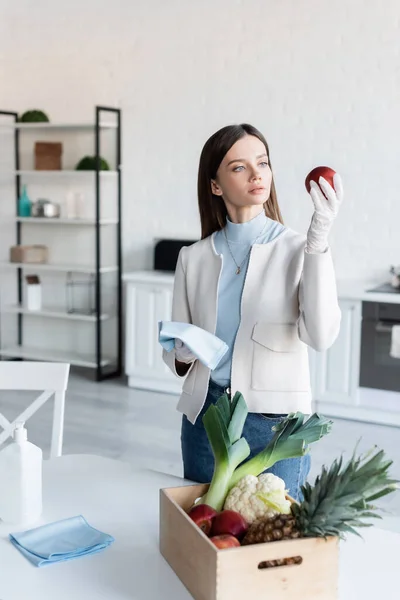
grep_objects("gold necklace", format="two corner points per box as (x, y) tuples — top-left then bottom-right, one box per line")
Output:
(223, 219), (267, 275)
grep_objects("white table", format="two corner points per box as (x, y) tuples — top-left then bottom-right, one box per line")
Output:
(0, 454), (399, 600)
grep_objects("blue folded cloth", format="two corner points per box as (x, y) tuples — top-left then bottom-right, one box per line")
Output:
(158, 320), (229, 370)
(9, 515), (115, 567)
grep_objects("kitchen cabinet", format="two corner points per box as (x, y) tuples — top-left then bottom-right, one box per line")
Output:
(124, 271), (181, 394)
(313, 299), (362, 409)
(307, 347), (318, 400)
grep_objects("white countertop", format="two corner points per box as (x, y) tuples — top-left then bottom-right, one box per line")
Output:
(123, 270), (400, 304)
(1, 455), (399, 600)
(123, 270), (174, 284)
(337, 279), (400, 304)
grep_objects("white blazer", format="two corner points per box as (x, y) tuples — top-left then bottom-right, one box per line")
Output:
(163, 228), (341, 424)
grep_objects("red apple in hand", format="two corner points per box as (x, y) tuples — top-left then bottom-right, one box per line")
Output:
(210, 534), (241, 549)
(305, 166), (336, 196)
(210, 510), (249, 540)
(187, 504), (218, 535)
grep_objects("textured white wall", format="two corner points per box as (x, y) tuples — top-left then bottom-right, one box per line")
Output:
(1, 0), (399, 282)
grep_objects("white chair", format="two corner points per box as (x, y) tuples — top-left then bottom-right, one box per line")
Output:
(0, 361), (70, 457)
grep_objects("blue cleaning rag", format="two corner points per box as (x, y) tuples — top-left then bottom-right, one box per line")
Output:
(158, 320), (229, 370)
(9, 515), (115, 567)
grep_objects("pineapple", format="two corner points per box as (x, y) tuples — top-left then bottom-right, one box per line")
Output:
(242, 446), (398, 557)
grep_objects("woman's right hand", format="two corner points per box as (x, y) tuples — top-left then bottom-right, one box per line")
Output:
(174, 339), (196, 363)
(306, 173), (343, 253)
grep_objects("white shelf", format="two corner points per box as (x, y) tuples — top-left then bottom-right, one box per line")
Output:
(16, 217), (118, 226)
(0, 262), (118, 274)
(0, 122), (117, 131)
(15, 170), (118, 177)
(2, 305), (110, 322)
(0, 345), (112, 368)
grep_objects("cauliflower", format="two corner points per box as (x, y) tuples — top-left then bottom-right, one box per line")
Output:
(223, 473), (292, 524)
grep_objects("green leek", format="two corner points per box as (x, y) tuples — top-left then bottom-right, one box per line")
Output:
(228, 411), (333, 490)
(202, 391), (250, 511)
(201, 393), (333, 511)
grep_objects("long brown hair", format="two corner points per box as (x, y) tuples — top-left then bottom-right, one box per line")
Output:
(197, 124), (283, 239)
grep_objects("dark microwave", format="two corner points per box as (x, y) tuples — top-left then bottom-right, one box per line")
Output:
(153, 239), (197, 272)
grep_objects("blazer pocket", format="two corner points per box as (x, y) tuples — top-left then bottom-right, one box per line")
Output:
(182, 360), (198, 395)
(251, 323), (310, 392)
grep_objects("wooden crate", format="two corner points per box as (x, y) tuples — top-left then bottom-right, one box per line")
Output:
(34, 141), (62, 170)
(159, 483), (339, 600)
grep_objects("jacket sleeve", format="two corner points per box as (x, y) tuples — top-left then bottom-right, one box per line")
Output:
(162, 247), (197, 378)
(297, 248), (341, 352)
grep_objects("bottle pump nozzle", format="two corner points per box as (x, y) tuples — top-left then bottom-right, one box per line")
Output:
(14, 422), (28, 443)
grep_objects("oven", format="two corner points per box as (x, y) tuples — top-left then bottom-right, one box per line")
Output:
(360, 301), (400, 392)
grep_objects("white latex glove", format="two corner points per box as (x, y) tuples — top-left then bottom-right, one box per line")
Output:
(306, 173), (343, 254)
(174, 338), (196, 364)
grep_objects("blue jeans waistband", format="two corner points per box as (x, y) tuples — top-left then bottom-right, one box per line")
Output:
(208, 378), (230, 396)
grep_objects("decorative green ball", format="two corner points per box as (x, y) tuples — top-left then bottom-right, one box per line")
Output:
(75, 156), (110, 171)
(19, 110), (49, 123)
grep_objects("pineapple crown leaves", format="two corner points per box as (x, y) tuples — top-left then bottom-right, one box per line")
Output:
(293, 445), (399, 540)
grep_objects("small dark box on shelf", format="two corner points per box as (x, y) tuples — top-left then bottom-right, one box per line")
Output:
(34, 141), (62, 170)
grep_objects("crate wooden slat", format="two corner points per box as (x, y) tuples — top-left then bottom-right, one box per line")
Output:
(160, 484), (216, 600)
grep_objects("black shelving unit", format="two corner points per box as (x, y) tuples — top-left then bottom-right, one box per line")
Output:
(0, 105), (123, 381)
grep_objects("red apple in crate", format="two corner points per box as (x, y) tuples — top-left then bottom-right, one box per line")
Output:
(210, 534), (241, 549)
(187, 504), (218, 535)
(305, 166), (336, 195)
(210, 510), (249, 540)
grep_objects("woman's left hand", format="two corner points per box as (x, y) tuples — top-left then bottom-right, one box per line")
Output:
(306, 173), (343, 253)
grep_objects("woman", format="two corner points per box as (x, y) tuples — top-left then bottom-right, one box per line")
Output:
(162, 123), (343, 501)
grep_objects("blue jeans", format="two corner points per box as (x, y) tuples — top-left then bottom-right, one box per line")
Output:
(181, 379), (311, 502)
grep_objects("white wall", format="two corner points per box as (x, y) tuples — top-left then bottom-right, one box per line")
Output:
(1, 0), (399, 282)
